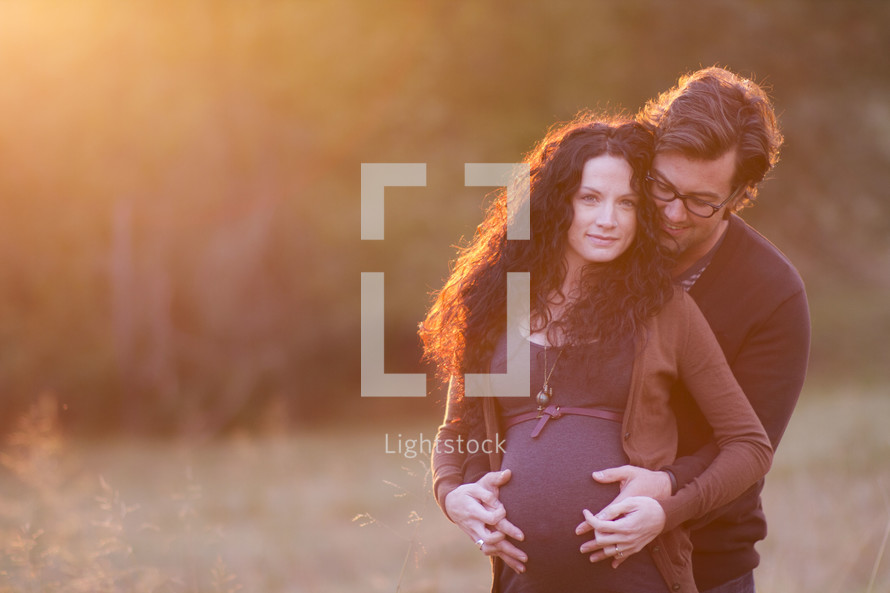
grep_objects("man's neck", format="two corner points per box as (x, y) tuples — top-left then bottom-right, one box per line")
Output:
(671, 218), (729, 278)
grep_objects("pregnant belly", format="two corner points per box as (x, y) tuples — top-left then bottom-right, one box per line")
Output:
(498, 415), (628, 584)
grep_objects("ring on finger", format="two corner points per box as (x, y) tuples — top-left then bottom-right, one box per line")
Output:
(614, 545), (623, 558)
(475, 538), (485, 549)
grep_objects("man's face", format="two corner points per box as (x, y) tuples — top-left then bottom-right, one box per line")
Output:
(649, 150), (738, 273)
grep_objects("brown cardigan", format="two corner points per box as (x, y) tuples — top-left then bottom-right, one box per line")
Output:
(432, 289), (773, 593)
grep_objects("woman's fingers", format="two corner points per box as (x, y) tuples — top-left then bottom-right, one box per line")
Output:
(579, 502), (665, 567)
(476, 532), (528, 574)
(445, 485), (505, 530)
(582, 535), (637, 566)
(445, 472), (527, 574)
(496, 547), (527, 574)
(579, 509), (618, 558)
(478, 468), (513, 490)
(575, 518), (594, 535)
(488, 540), (528, 574)
(494, 516), (525, 541)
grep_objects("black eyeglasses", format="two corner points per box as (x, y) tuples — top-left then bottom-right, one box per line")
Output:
(645, 173), (743, 219)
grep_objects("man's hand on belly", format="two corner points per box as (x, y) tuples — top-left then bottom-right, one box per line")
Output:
(591, 465), (672, 504)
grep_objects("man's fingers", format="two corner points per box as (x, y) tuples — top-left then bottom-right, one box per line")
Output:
(595, 467), (673, 501)
(593, 466), (626, 484)
(592, 465), (632, 484)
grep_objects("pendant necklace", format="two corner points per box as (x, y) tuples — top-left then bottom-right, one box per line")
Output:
(536, 345), (563, 416)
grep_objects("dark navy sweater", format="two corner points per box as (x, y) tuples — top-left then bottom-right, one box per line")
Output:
(666, 214), (811, 590)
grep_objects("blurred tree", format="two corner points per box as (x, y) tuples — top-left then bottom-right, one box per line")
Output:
(0, 0), (887, 434)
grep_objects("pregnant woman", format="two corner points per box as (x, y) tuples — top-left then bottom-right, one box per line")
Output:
(420, 114), (772, 593)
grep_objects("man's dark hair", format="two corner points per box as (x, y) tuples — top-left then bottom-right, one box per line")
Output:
(639, 66), (784, 211)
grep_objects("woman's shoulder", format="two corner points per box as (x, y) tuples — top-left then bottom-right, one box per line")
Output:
(656, 284), (694, 314)
(650, 286), (708, 332)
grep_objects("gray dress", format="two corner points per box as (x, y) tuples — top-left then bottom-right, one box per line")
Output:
(492, 338), (668, 593)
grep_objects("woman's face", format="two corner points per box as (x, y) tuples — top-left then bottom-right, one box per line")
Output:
(563, 155), (639, 276)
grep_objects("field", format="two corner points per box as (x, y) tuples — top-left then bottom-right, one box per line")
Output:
(1, 387), (888, 593)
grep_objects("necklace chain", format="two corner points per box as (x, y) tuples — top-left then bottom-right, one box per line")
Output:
(542, 345), (562, 388)
(537, 345), (563, 414)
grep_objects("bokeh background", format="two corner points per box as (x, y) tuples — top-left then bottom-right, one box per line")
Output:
(0, 1), (888, 592)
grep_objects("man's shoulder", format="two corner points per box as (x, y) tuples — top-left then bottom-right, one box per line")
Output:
(710, 215), (806, 295)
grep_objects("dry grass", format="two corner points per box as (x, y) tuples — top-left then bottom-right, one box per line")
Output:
(758, 386), (890, 593)
(0, 387), (887, 592)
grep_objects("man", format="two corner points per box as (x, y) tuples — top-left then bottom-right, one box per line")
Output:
(438, 67), (810, 593)
(580, 67), (810, 593)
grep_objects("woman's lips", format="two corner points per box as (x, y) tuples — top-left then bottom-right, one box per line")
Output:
(587, 234), (618, 245)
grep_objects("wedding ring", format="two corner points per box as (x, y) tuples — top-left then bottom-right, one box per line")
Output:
(615, 545), (623, 558)
(475, 538), (485, 549)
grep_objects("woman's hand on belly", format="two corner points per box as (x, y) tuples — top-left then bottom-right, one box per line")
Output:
(576, 496), (666, 568)
(444, 469), (528, 574)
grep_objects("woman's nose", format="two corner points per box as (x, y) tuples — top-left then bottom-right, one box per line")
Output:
(596, 204), (617, 227)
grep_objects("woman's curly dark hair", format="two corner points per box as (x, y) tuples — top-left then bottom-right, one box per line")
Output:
(420, 112), (674, 385)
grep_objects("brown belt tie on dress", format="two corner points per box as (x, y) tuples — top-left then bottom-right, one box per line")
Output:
(502, 404), (624, 438)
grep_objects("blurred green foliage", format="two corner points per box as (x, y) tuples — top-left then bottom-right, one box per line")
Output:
(0, 0), (887, 435)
